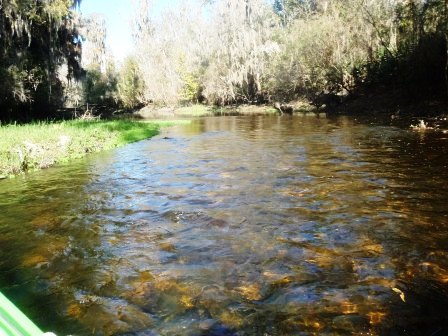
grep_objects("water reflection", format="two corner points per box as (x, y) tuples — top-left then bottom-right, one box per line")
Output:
(1, 115), (448, 335)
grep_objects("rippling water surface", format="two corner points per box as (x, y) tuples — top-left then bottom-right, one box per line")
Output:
(1, 115), (448, 335)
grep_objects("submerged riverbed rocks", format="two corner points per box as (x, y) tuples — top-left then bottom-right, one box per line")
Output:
(1, 115), (448, 335)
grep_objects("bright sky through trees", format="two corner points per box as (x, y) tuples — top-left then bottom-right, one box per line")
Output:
(80, 0), (133, 63)
(80, 0), (185, 63)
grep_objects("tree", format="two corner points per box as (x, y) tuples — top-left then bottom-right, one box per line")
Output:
(129, 0), (448, 108)
(273, 0), (318, 25)
(201, 0), (279, 104)
(80, 13), (107, 71)
(0, 0), (83, 120)
(133, 0), (206, 105)
(117, 57), (144, 109)
(266, 0), (402, 100)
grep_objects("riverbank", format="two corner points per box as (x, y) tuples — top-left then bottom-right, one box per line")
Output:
(328, 88), (448, 117)
(135, 103), (282, 118)
(0, 119), (189, 178)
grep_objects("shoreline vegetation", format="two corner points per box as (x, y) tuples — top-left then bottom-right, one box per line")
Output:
(3, 1), (448, 124)
(0, 119), (189, 179)
(2, 0), (448, 140)
(2, 93), (446, 179)
(137, 94), (448, 119)
(136, 101), (316, 119)
(0, 101), (314, 180)
(136, 104), (280, 118)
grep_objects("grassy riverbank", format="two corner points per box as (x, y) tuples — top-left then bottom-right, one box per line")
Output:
(0, 119), (188, 178)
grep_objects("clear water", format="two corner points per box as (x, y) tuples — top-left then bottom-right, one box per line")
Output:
(1, 115), (447, 335)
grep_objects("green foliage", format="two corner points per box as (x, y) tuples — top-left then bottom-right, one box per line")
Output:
(3, 0), (446, 118)
(0, 0), (83, 120)
(266, 0), (448, 102)
(132, 0), (448, 106)
(44, 0), (74, 19)
(116, 57), (144, 109)
(351, 0), (448, 97)
(180, 72), (201, 103)
(174, 104), (211, 116)
(84, 68), (117, 105)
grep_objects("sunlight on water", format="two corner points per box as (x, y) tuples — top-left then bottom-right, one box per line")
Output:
(1, 115), (448, 335)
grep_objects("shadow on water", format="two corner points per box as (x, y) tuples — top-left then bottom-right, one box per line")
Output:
(1, 114), (448, 335)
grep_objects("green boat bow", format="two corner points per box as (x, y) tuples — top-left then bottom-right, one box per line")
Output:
(0, 292), (44, 336)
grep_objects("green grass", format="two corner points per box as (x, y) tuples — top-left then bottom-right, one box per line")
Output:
(174, 104), (211, 116)
(237, 105), (279, 114)
(211, 105), (280, 115)
(0, 119), (189, 178)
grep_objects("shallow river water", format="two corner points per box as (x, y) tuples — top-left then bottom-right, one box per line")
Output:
(1, 115), (448, 335)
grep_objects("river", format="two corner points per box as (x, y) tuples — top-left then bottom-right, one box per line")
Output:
(0, 114), (447, 335)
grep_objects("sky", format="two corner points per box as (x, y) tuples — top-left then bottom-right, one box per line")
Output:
(79, 0), (185, 64)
